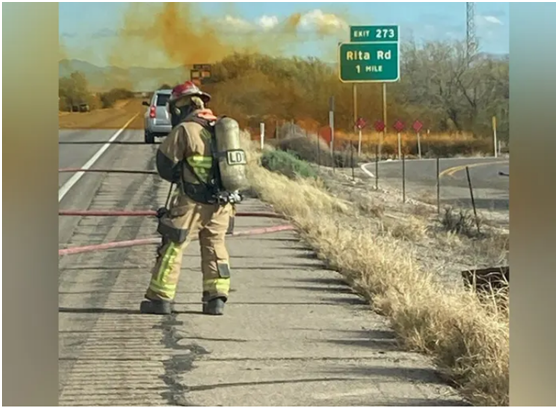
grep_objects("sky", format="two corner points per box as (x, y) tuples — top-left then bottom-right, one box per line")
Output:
(59, 2), (509, 68)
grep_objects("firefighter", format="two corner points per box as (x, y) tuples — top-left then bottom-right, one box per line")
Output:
(140, 81), (247, 316)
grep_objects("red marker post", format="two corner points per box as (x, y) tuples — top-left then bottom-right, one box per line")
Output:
(413, 120), (423, 159)
(393, 120), (405, 160)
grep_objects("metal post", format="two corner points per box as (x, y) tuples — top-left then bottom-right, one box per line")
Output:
(381, 83), (387, 160)
(466, 166), (481, 234)
(317, 129), (321, 169)
(353, 86), (358, 180)
(353, 83), (358, 131)
(397, 132), (402, 160)
(329, 96), (335, 155)
(351, 140), (355, 180)
(492, 116), (498, 158)
(417, 132), (422, 159)
(436, 157), (440, 214)
(260, 122), (265, 150)
(375, 144), (379, 191)
(358, 129), (362, 157)
(402, 153), (406, 203)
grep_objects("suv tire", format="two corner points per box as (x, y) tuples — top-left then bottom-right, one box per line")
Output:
(145, 131), (155, 144)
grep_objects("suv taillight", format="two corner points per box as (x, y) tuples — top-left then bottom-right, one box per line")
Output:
(149, 106), (156, 118)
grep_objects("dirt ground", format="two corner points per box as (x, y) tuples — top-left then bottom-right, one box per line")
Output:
(315, 166), (509, 291)
(58, 99), (145, 130)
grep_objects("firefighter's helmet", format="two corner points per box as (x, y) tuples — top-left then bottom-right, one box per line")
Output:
(169, 81), (211, 106)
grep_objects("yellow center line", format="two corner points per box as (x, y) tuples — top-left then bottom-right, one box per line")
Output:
(439, 160), (509, 178)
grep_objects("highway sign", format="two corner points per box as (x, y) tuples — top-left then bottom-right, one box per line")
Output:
(350, 25), (399, 43)
(191, 64), (212, 85)
(393, 120), (405, 132)
(193, 64), (211, 70)
(413, 120), (423, 132)
(374, 120), (385, 132)
(339, 25), (399, 83)
(338, 42), (399, 82)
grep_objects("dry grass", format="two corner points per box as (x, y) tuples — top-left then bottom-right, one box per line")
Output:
(387, 217), (429, 242)
(241, 134), (509, 406)
(441, 207), (483, 237)
(333, 131), (493, 158)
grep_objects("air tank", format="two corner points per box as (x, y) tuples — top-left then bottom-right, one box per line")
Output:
(214, 117), (249, 192)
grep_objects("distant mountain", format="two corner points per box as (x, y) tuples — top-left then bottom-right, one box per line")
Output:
(60, 53), (508, 92)
(59, 59), (190, 92)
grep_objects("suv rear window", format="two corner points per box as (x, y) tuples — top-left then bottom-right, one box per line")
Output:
(156, 94), (170, 106)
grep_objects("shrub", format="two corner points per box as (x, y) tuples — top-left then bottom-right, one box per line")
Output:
(100, 88), (135, 108)
(260, 149), (317, 180)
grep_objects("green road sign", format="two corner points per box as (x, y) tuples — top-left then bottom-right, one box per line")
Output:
(350, 25), (399, 42)
(338, 42), (399, 83)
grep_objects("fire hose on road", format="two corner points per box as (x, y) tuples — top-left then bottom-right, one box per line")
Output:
(59, 224), (295, 256)
(59, 210), (293, 256)
(59, 210), (285, 219)
(59, 168), (158, 175)
(59, 168), (294, 256)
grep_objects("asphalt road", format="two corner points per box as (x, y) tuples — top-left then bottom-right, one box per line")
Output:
(58, 126), (146, 245)
(58, 126), (465, 406)
(362, 157), (510, 212)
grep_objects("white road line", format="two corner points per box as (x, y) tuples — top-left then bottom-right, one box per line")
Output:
(360, 163), (375, 178)
(58, 114), (139, 202)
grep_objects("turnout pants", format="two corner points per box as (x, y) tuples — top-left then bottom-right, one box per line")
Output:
(145, 194), (233, 303)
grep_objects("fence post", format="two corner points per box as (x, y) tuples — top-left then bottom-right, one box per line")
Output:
(436, 157), (440, 214)
(466, 166), (481, 235)
(402, 153), (406, 203)
(375, 143), (379, 191)
(351, 140), (355, 180)
(317, 129), (321, 169)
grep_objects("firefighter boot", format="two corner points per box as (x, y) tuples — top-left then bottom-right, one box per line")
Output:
(202, 297), (226, 316)
(140, 297), (174, 315)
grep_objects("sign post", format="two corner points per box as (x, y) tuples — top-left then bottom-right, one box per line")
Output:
(329, 96), (335, 154)
(413, 120), (423, 159)
(383, 83), (388, 158)
(260, 123), (265, 150)
(374, 120), (385, 160)
(394, 120), (405, 160)
(355, 117), (366, 156)
(341, 25), (400, 161)
(492, 116), (498, 158)
(353, 83), (358, 133)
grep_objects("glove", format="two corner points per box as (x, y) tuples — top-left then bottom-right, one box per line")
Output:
(229, 191), (243, 204)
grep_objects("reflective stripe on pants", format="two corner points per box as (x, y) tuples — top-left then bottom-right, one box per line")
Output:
(145, 195), (234, 302)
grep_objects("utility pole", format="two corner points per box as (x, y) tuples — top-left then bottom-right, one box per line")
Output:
(466, 2), (477, 65)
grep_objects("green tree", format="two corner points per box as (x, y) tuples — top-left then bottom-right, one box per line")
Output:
(59, 71), (92, 111)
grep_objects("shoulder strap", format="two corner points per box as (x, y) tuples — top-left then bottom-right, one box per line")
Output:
(179, 121), (222, 199)
(189, 116), (216, 134)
